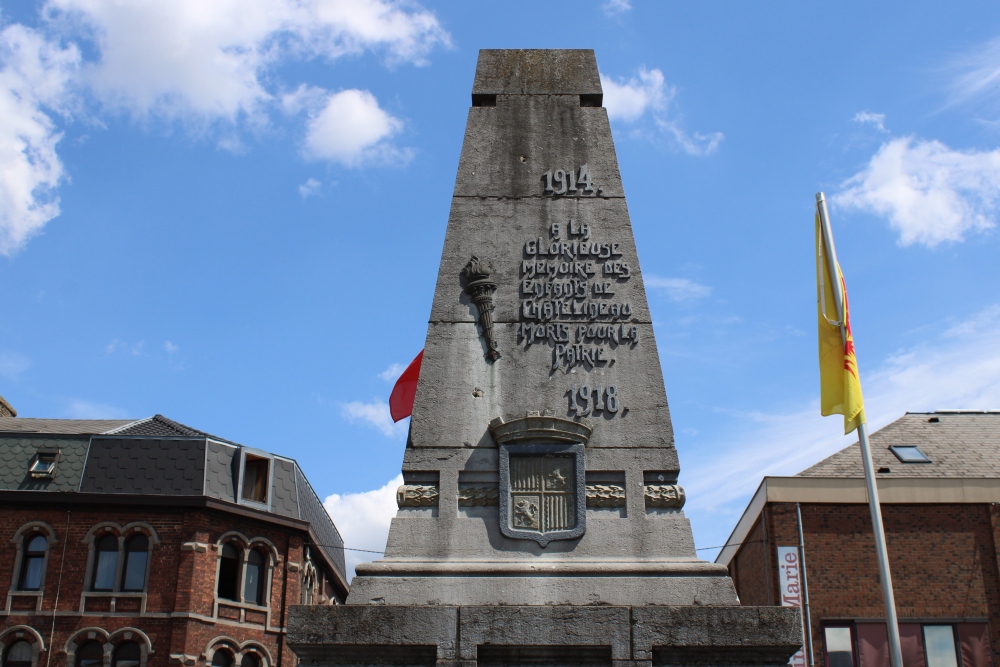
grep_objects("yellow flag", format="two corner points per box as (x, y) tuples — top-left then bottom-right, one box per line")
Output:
(817, 212), (866, 434)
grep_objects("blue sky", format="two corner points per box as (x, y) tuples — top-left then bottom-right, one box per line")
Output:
(3, 0), (1000, 575)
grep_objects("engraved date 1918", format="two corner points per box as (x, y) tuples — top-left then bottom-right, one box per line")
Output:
(567, 384), (619, 416)
(543, 165), (595, 195)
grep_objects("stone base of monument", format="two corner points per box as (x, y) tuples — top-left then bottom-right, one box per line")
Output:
(288, 605), (801, 667)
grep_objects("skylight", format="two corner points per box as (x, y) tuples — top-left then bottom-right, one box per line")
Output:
(29, 453), (57, 479)
(889, 445), (931, 463)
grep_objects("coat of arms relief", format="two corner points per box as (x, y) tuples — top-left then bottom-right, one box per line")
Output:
(490, 414), (591, 547)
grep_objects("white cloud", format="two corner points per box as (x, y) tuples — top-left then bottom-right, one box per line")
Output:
(323, 474), (401, 579)
(299, 88), (409, 166)
(946, 35), (1000, 118)
(683, 304), (1000, 520)
(298, 177), (321, 198)
(0, 0), (448, 253)
(340, 398), (407, 438)
(0, 24), (79, 255)
(602, 67), (664, 123)
(378, 362), (405, 382)
(66, 399), (128, 419)
(853, 110), (887, 132)
(600, 68), (722, 156)
(47, 0), (450, 121)
(106, 339), (145, 355)
(645, 276), (712, 302)
(0, 351), (31, 379)
(834, 137), (1000, 247)
(164, 340), (179, 353)
(601, 0), (632, 17)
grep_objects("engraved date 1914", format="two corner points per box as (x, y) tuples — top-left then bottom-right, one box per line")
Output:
(567, 384), (619, 416)
(543, 165), (595, 195)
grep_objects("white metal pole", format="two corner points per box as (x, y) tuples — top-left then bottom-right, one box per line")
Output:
(796, 502), (815, 667)
(815, 193), (903, 667)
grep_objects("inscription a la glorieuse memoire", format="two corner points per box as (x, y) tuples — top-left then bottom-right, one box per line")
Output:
(514, 164), (636, 418)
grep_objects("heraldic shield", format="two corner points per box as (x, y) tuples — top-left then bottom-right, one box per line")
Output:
(491, 415), (591, 547)
(498, 442), (587, 546)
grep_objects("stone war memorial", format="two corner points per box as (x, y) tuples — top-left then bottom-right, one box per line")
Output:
(288, 49), (800, 667)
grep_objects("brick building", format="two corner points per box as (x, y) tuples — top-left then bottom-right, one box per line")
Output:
(717, 411), (1000, 667)
(0, 414), (348, 667)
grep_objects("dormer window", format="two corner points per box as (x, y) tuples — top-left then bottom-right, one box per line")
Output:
(29, 452), (57, 479)
(241, 455), (269, 504)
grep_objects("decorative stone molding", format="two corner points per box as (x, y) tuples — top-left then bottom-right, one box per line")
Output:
(396, 485), (439, 508)
(489, 414), (592, 445)
(462, 256), (501, 361)
(458, 485), (499, 506)
(180, 542), (209, 553)
(644, 484), (686, 509)
(586, 484), (626, 508)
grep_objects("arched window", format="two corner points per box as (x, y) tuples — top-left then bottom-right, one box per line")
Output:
(75, 641), (104, 667)
(3, 641), (33, 667)
(121, 535), (149, 591)
(111, 643), (140, 667)
(240, 654), (260, 667)
(243, 549), (266, 605)
(19, 535), (47, 590)
(92, 535), (119, 591)
(211, 651), (233, 667)
(217, 543), (240, 601)
(300, 569), (314, 605)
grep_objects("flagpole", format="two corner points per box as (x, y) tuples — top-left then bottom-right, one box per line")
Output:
(816, 193), (903, 667)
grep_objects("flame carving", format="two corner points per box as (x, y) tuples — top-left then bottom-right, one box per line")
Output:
(463, 256), (501, 361)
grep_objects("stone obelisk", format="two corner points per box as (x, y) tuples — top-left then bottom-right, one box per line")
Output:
(289, 49), (799, 667)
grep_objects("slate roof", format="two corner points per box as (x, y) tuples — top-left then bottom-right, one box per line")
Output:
(0, 418), (135, 434)
(0, 415), (347, 584)
(798, 411), (1000, 478)
(0, 435), (91, 491)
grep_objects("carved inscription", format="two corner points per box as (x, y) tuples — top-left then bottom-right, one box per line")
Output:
(567, 385), (619, 416)
(518, 217), (637, 376)
(542, 164), (595, 195)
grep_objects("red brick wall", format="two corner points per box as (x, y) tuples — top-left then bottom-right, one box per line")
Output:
(1, 504), (316, 667)
(729, 502), (1000, 665)
(732, 513), (772, 606)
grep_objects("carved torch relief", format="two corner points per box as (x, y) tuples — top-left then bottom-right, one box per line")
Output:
(463, 256), (501, 361)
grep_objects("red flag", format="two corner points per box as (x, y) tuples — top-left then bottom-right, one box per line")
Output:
(389, 350), (423, 422)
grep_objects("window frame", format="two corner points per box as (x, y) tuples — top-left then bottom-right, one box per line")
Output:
(18, 535), (48, 592)
(217, 542), (242, 603)
(91, 534), (120, 592)
(922, 624), (960, 667)
(120, 535), (150, 593)
(110, 642), (141, 667)
(889, 445), (932, 463)
(3, 640), (34, 667)
(74, 641), (104, 667)
(81, 523), (158, 597)
(822, 623), (857, 667)
(237, 449), (273, 510)
(213, 536), (275, 614)
(28, 451), (57, 480)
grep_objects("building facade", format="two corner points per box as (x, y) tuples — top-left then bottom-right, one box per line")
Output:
(718, 411), (1000, 667)
(0, 414), (348, 667)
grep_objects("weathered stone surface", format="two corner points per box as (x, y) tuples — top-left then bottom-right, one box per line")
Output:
(410, 324), (673, 450)
(287, 605), (801, 666)
(287, 48), (801, 667)
(472, 49), (602, 96)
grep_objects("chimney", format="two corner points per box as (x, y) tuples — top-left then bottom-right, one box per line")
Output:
(0, 396), (17, 418)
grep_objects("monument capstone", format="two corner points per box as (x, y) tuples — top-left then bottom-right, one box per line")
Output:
(289, 49), (800, 667)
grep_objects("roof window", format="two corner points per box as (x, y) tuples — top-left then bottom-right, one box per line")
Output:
(889, 445), (931, 463)
(29, 452), (57, 479)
